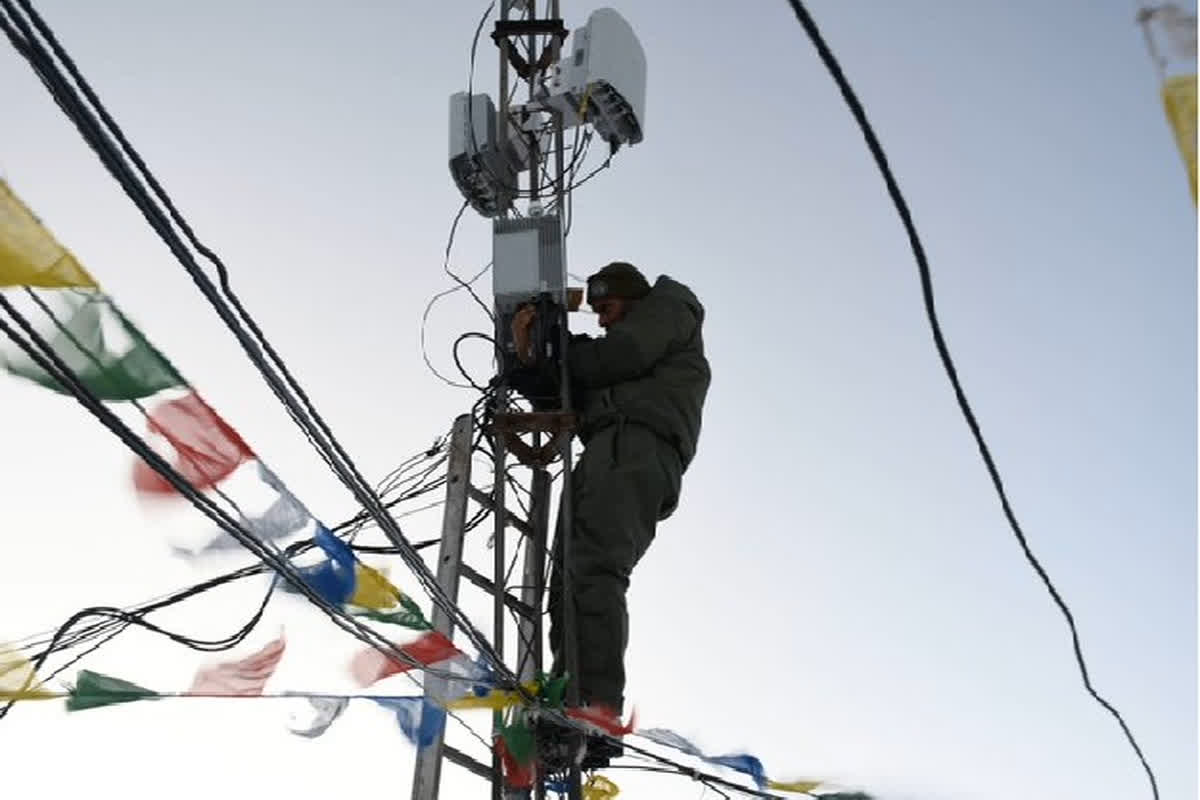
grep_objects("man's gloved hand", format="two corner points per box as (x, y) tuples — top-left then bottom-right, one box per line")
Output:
(511, 305), (536, 364)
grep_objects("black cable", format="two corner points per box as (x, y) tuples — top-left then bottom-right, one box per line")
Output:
(443, 200), (495, 322)
(0, 299), (469, 720)
(2, 0), (517, 690)
(11, 445), (452, 663)
(453, 331), (498, 392)
(13, 517), (448, 676)
(571, 734), (796, 800)
(418, 207), (492, 390)
(564, 154), (610, 194)
(781, 2), (1158, 798)
(6, 407), (461, 710)
(39, 579), (278, 687)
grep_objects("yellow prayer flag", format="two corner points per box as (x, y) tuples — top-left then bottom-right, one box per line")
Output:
(350, 564), (401, 611)
(1162, 74), (1197, 203)
(583, 775), (620, 800)
(767, 779), (822, 794)
(0, 647), (59, 700)
(445, 680), (540, 711)
(0, 179), (98, 289)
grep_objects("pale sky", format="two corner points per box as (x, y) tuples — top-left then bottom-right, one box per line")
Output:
(0, 2), (1195, 799)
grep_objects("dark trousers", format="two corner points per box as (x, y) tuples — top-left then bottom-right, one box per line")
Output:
(548, 422), (681, 711)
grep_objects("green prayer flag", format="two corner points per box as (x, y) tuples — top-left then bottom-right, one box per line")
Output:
(351, 593), (433, 631)
(66, 669), (160, 711)
(501, 717), (535, 765)
(538, 673), (569, 709)
(3, 292), (183, 401)
(352, 606), (434, 631)
(398, 594), (432, 627)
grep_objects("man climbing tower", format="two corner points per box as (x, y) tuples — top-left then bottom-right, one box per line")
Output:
(511, 261), (710, 768)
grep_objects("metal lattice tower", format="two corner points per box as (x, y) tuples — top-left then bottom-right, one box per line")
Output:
(414, 2), (579, 799)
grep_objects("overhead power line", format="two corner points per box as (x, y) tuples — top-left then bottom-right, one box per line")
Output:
(0, 299), (466, 725)
(0, 0), (517, 690)
(8, 442), (455, 673)
(781, 2), (1160, 798)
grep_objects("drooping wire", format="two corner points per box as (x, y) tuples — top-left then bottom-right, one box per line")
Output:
(0, 304), (466, 725)
(453, 331), (498, 391)
(419, 197), (496, 390)
(12, 466), (452, 664)
(5, 287), (450, 666)
(7, 424), (455, 668)
(782, 2), (1159, 798)
(419, 259), (493, 390)
(0, 287), (514, 705)
(0, 0), (518, 690)
(444, 200), (495, 321)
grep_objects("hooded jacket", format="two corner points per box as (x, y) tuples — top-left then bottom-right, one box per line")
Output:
(568, 275), (710, 470)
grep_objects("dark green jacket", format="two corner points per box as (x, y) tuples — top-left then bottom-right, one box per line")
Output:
(569, 276), (710, 470)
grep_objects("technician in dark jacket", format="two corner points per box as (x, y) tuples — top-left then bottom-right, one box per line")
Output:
(515, 261), (710, 757)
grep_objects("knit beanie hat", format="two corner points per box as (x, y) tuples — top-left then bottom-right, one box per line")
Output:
(586, 261), (651, 305)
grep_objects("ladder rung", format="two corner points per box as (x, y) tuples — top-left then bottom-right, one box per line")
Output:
(442, 744), (498, 781)
(469, 486), (534, 537)
(461, 564), (539, 621)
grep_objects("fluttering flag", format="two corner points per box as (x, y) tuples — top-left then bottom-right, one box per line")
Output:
(445, 680), (539, 711)
(1138, 3), (1198, 202)
(501, 716), (535, 765)
(768, 779), (823, 794)
(344, 561), (437, 631)
(420, 652), (490, 705)
(189, 635), (286, 696)
(133, 391), (255, 494)
(195, 464), (312, 554)
(0, 179), (98, 289)
(253, 464), (313, 534)
(638, 728), (836, 795)
(350, 631), (460, 687)
(247, 489), (311, 537)
(1, 292), (184, 400)
(373, 697), (447, 747)
(286, 694), (350, 738)
(350, 564), (401, 611)
(66, 670), (159, 711)
(566, 704), (637, 736)
(282, 525), (357, 605)
(496, 737), (534, 790)
(537, 673), (569, 709)
(637, 728), (703, 757)
(353, 602), (433, 632)
(706, 754), (767, 790)
(1162, 73), (1198, 201)
(0, 648), (57, 700)
(583, 775), (620, 800)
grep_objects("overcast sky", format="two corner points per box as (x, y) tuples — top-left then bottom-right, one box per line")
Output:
(0, 2), (1195, 799)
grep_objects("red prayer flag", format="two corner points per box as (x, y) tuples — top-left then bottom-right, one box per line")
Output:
(188, 636), (286, 696)
(497, 737), (534, 789)
(350, 631), (460, 687)
(566, 704), (637, 736)
(133, 391), (254, 494)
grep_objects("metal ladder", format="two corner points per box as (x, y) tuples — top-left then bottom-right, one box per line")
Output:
(411, 412), (573, 800)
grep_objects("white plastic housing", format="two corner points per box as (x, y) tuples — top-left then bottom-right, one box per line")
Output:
(492, 213), (566, 313)
(547, 8), (646, 146)
(449, 91), (518, 217)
